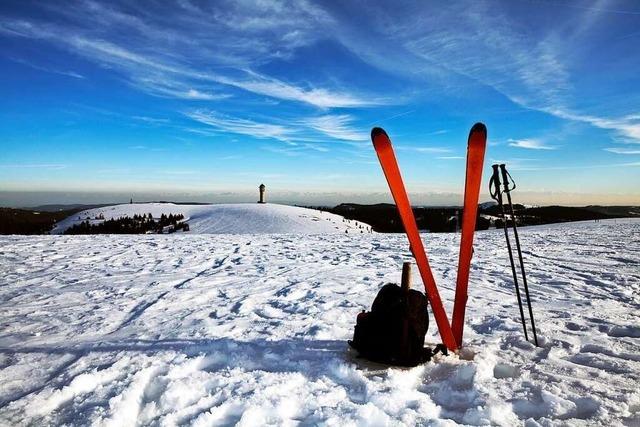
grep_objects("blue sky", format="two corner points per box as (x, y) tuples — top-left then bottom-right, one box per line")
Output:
(1, 0), (639, 206)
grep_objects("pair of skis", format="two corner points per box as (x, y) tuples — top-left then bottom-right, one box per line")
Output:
(371, 124), (487, 351)
(489, 164), (539, 346)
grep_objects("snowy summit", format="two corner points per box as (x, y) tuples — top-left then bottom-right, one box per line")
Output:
(51, 203), (372, 235)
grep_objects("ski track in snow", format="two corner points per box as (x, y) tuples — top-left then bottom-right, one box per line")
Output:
(0, 219), (639, 426)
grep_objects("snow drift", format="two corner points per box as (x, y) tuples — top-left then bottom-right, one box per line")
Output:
(51, 203), (372, 235)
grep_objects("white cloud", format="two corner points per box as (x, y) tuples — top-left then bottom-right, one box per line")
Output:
(543, 108), (640, 143)
(131, 116), (170, 124)
(303, 115), (367, 141)
(508, 139), (556, 150)
(333, 2), (640, 145)
(604, 147), (640, 154)
(0, 5), (378, 108)
(335, 2), (570, 109)
(0, 163), (67, 170)
(186, 110), (373, 148)
(215, 72), (381, 108)
(511, 161), (640, 171)
(183, 89), (227, 100)
(185, 110), (296, 142)
(8, 56), (84, 79)
(397, 146), (452, 154)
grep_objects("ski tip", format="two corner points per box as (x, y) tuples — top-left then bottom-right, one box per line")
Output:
(370, 127), (388, 142)
(469, 122), (487, 138)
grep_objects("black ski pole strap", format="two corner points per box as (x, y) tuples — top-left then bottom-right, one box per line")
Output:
(489, 164), (502, 202)
(506, 170), (516, 192)
(499, 164), (516, 193)
(489, 177), (499, 202)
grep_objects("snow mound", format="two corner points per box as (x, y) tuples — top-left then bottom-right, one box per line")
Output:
(51, 203), (372, 235)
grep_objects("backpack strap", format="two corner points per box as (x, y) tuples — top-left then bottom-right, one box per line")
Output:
(400, 262), (412, 361)
(420, 343), (449, 363)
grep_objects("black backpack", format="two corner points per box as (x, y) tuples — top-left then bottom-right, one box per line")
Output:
(348, 283), (447, 367)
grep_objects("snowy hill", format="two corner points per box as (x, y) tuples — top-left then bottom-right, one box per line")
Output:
(51, 202), (372, 235)
(1, 219), (639, 425)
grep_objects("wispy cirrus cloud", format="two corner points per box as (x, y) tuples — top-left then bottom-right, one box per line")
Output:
(128, 145), (166, 152)
(334, 1), (639, 145)
(131, 116), (170, 125)
(0, 2), (379, 109)
(397, 146), (452, 154)
(508, 138), (557, 150)
(0, 163), (67, 170)
(216, 71), (383, 108)
(186, 110), (370, 148)
(133, 76), (231, 101)
(303, 115), (367, 142)
(185, 110), (297, 142)
(8, 56), (84, 79)
(543, 108), (640, 143)
(511, 161), (640, 171)
(604, 147), (640, 154)
(333, 2), (570, 109)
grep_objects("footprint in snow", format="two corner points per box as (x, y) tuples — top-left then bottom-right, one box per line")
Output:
(608, 325), (640, 338)
(493, 363), (520, 379)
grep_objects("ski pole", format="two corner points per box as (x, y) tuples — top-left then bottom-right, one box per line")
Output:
(490, 164), (529, 342)
(499, 164), (539, 346)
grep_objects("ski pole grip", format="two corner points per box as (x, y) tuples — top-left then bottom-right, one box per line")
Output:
(401, 262), (411, 293)
(491, 164), (501, 187)
(499, 164), (511, 192)
(490, 164), (501, 195)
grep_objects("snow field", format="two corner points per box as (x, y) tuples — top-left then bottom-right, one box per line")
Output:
(0, 219), (639, 425)
(51, 203), (372, 235)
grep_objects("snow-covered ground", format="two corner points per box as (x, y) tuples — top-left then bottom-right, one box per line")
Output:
(51, 203), (371, 235)
(1, 219), (639, 426)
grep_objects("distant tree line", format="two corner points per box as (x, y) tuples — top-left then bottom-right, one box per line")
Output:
(0, 208), (83, 235)
(309, 203), (633, 233)
(64, 213), (189, 235)
(314, 204), (490, 233)
(482, 205), (613, 227)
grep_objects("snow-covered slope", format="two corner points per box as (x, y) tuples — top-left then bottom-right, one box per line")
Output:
(51, 203), (372, 234)
(1, 219), (639, 425)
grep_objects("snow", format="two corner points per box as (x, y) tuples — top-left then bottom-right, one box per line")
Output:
(1, 218), (639, 425)
(51, 203), (372, 235)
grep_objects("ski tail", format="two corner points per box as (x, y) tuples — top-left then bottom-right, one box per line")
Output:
(451, 123), (487, 347)
(371, 127), (458, 351)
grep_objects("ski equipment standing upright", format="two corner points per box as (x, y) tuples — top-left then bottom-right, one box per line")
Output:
(498, 164), (539, 346)
(451, 123), (487, 347)
(371, 127), (458, 351)
(489, 164), (535, 344)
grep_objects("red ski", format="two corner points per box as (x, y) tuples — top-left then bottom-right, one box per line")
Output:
(451, 123), (487, 347)
(371, 127), (458, 351)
